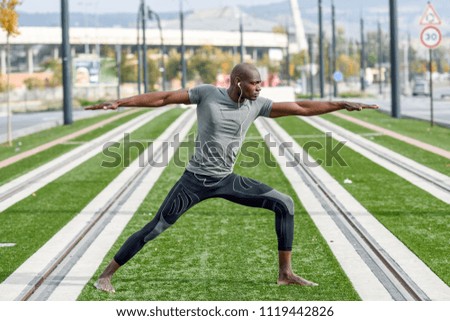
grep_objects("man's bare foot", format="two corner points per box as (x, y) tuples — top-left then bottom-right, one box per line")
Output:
(94, 278), (116, 293)
(277, 273), (318, 286)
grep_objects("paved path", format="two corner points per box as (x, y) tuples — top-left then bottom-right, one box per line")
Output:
(333, 112), (450, 159)
(0, 109), (140, 169)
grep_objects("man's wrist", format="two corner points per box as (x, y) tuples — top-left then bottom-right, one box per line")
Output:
(334, 101), (345, 110)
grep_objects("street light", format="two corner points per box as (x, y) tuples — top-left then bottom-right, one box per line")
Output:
(148, 9), (167, 91)
(61, 0), (73, 125)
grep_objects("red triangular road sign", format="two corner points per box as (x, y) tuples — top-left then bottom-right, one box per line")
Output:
(420, 3), (442, 25)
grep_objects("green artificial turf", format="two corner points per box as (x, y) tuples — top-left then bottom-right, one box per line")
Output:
(0, 110), (150, 185)
(277, 116), (450, 285)
(78, 125), (360, 301)
(0, 108), (185, 283)
(320, 113), (450, 176)
(330, 110), (450, 151)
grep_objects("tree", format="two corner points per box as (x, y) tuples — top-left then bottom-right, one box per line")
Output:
(146, 53), (160, 91)
(120, 53), (138, 83)
(165, 49), (181, 82)
(337, 54), (359, 79)
(188, 46), (220, 84)
(41, 58), (63, 87)
(0, 0), (21, 146)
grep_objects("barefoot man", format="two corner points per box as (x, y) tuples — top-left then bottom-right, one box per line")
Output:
(86, 63), (378, 293)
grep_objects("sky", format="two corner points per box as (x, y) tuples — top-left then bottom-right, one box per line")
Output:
(15, 0), (450, 39)
(19, 0), (276, 13)
(17, 0), (450, 16)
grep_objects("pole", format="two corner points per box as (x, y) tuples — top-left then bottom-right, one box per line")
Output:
(389, 0), (401, 118)
(61, 0), (73, 125)
(180, 0), (187, 88)
(360, 16), (366, 92)
(318, 0), (324, 98)
(285, 24), (290, 85)
(429, 48), (434, 127)
(136, 8), (142, 95)
(141, 0), (148, 92)
(156, 13), (166, 91)
(6, 36), (12, 146)
(308, 35), (314, 100)
(116, 44), (121, 99)
(328, 43), (332, 99)
(378, 20), (383, 95)
(149, 10), (166, 91)
(240, 15), (244, 63)
(331, 1), (337, 97)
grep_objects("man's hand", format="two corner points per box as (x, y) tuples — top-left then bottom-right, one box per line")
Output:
(341, 101), (379, 112)
(85, 101), (119, 110)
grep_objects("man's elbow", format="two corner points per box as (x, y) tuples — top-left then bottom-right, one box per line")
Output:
(295, 107), (310, 116)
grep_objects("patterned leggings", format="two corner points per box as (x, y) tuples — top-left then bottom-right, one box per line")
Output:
(114, 170), (294, 265)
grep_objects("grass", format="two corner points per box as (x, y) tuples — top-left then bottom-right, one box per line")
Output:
(0, 110), (150, 185)
(276, 116), (450, 285)
(320, 113), (450, 176)
(78, 125), (360, 301)
(330, 110), (450, 151)
(0, 108), (185, 283)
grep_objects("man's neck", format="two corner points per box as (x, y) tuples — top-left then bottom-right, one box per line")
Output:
(227, 87), (245, 103)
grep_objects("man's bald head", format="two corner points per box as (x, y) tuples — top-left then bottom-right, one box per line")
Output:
(230, 63), (260, 86)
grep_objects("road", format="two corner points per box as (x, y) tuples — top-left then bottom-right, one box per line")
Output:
(344, 83), (450, 127)
(0, 109), (109, 144)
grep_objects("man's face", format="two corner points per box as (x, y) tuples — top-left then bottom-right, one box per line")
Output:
(240, 69), (262, 101)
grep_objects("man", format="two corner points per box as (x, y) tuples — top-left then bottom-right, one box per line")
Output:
(86, 63), (378, 293)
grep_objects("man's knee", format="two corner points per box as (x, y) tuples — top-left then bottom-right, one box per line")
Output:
(270, 189), (294, 215)
(262, 189), (294, 216)
(280, 193), (294, 216)
(143, 214), (171, 242)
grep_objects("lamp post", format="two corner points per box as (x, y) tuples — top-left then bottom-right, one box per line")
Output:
(61, 0), (72, 125)
(148, 9), (167, 91)
(318, 0), (324, 98)
(140, 0), (148, 92)
(136, 7), (142, 94)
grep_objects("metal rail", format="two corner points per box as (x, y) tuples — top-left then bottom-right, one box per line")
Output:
(306, 116), (450, 194)
(15, 110), (194, 301)
(0, 109), (168, 206)
(259, 117), (429, 301)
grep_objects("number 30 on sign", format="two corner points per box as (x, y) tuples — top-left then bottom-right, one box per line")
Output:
(420, 26), (442, 49)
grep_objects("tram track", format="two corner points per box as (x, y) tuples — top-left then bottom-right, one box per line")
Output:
(301, 116), (450, 204)
(0, 107), (174, 213)
(0, 108), (196, 301)
(255, 117), (450, 301)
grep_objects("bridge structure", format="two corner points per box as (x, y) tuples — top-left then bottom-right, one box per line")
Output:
(0, 26), (289, 75)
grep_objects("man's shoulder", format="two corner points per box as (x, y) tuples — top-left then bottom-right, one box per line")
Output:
(193, 84), (219, 93)
(191, 84), (226, 101)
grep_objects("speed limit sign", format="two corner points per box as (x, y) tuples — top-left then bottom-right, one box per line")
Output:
(420, 25), (442, 49)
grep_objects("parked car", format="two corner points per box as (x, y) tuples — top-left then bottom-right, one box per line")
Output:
(412, 80), (430, 96)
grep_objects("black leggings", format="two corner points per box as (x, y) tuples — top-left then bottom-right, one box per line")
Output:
(114, 170), (294, 266)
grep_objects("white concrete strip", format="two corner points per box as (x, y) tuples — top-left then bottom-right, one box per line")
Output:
(0, 108), (196, 301)
(0, 107), (171, 213)
(255, 118), (450, 301)
(255, 119), (392, 301)
(301, 116), (450, 204)
(47, 109), (196, 301)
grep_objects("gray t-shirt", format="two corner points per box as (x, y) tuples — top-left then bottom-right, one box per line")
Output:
(186, 84), (273, 177)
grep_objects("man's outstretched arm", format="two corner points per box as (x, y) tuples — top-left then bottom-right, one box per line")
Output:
(85, 89), (191, 110)
(269, 100), (379, 118)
